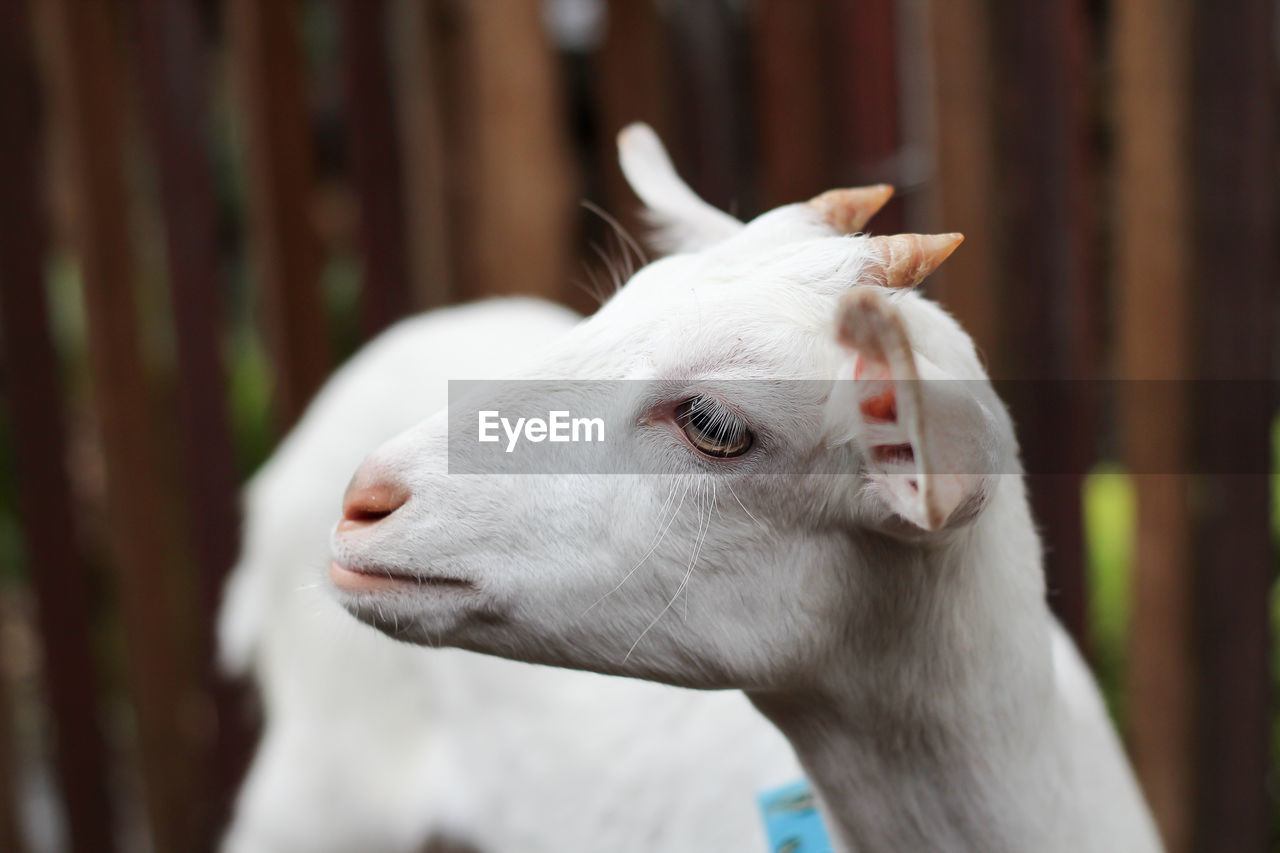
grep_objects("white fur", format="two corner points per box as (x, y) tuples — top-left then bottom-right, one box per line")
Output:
(219, 299), (802, 853)
(617, 123), (744, 253)
(331, 126), (1164, 852)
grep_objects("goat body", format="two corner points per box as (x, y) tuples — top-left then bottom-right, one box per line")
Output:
(329, 125), (1165, 852)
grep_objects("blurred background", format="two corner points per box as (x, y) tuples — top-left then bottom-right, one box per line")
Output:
(0, 0), (1274, 851)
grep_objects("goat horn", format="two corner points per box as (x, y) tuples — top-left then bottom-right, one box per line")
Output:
(862, 233), (964, 289)
(808, 185), (894, 234)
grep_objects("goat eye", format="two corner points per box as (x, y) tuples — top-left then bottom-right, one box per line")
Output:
(674, 397), (754, 459)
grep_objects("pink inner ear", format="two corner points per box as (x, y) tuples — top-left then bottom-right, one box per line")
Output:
(860, 388), (897, 422)
(852, 354), (897, 422)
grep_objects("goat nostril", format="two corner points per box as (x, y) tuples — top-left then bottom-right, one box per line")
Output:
(341, 482), (410, 527)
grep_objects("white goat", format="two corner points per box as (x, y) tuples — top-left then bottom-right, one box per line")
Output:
(328, 124), (1164, 852)
(218, 152), (826, 849)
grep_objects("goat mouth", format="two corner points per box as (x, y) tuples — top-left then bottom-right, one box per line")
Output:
(328, 560), (474, 594)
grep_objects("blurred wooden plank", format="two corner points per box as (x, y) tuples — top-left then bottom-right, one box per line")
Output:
(0, 4), (117, 850)
(989, 0), (1098, 645)
(0, 664), (22, 853)
(830, 0), (904, 234)
(41, 0), (192, 850)
(1064, 0), (1104, 649)
(1113, 0), (1194, 848)
(664, 0), (749, 215)
(225, 0), (329, 430)
(890, 0), (934, 235)
(924, 0), (999, 362)
(1189, 1), (1275, 849)
(126, 0), (252, 843)
(449, 0), (576, 301)
(338, 0), (413, 338)
(592, 0), (672, 240)
(749, 0), (827, 209)
(391, 0), (453, 308)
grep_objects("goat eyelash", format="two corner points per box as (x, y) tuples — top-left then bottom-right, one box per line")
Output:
(674, 395), (754, 459)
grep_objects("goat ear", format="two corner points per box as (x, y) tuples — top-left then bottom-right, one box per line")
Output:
(833, 289), (995, 533)
(617, 123), (743, 254)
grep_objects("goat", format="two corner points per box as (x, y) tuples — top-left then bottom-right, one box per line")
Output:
(218, 264), (805, 848)
(328, 124), (1164, 852)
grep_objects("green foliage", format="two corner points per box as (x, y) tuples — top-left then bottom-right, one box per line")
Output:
(225, 327), (275, 480)
(1084, 465), (1137, 723)
(1085, 420), (1280, 795)
(221, 251), (362, 481)
(323, 252), (363, 363)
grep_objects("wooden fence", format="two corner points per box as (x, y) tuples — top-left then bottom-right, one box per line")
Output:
(0, 1), (1273, 851)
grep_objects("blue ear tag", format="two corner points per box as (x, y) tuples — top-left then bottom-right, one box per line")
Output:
(757, 779), (834, 853)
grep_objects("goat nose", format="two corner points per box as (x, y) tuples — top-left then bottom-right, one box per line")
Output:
(339, 475), (410, 532)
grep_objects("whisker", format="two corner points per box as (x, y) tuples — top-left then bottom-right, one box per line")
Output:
(589, 241), (626, 294)
(691, 481), (716, 614)
(682, 480), (714, 620)
(581, 198), (648, 276)
(581, 476), (689, 617)
(624, 477), (714, 663)
(724, 479), (765, 530)
(570, 269), (609, 307)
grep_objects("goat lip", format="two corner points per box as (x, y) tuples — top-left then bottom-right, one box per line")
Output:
(328, 560), (473, 594)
